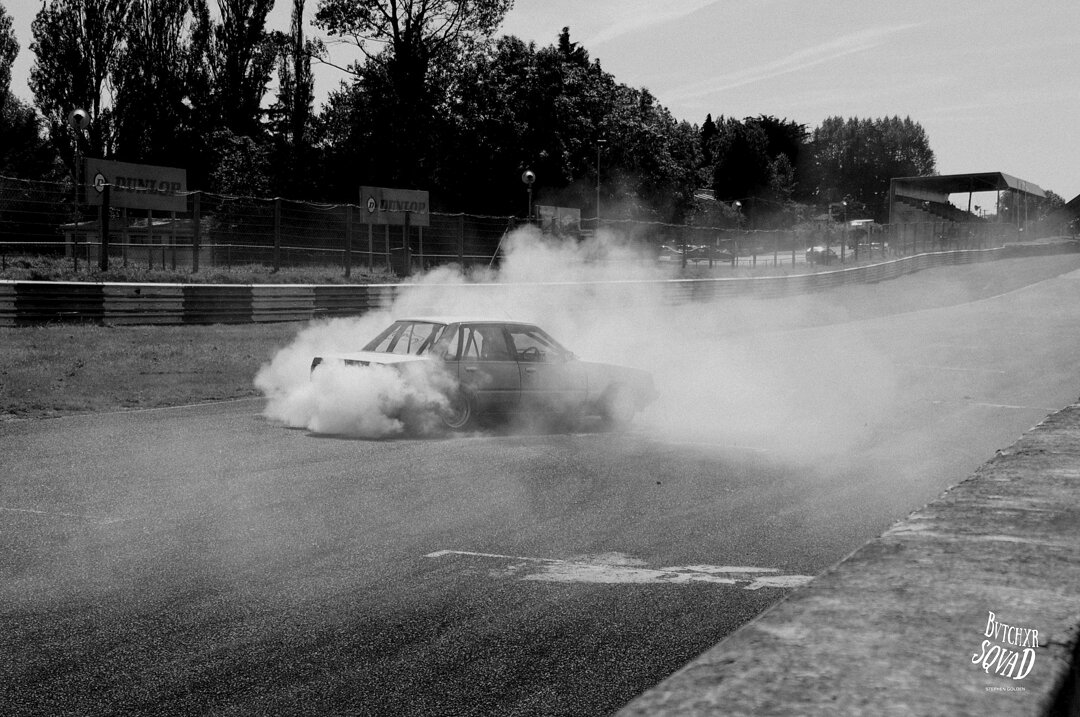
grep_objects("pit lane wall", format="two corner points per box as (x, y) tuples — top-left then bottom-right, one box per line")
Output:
(618, 402), (1080, 717)
(0, 241), (1075, 326)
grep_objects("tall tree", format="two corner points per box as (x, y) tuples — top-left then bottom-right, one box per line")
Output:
(265, 0), (323, 196)
(0, 94), (55, 178)
(710, 117), (771, 201)
(314, 0), (514, 186)
(111, 0), (201, 168)
(557, 24), (588, 65)
(708, 117), (804, 196)
(200, 0), (277, 139)
(0, 88), (62, 239)
(271, 0), (316, 148)
(602, 87), (700, 221)
(171, 0), (279, 193)
(808, 115), (935, 219)
(699, 113), (716, 169)
(29, 0), (131, 171)
(0, 1), (16, 97)
(315, 0), (514, 79)
(703, 115), (807, 227)
(2, 2), (61, 243)
(427, 28), (700, 220)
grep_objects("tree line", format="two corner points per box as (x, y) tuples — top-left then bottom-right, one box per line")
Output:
(1, 0), (943, 225)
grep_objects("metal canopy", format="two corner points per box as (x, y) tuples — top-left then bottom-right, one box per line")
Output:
(891, 172), (1046, 199)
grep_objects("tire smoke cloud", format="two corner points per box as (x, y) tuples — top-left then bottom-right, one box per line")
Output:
(255, 226), (896, 453)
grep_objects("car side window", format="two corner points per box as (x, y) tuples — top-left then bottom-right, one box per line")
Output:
(367, 324), (404, 353)
(507, 327), (560, 362)
(461, 326), (512, 362)
(431, 325), (461, 360)
(369, 322), (441, 355)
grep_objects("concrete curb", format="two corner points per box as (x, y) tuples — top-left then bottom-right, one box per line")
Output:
(618, 403), (1080, 716)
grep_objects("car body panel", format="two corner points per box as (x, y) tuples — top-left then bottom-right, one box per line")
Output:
(501, 322), (588, 411)
(456, 355), (521, 412)
(519, 359), (587, 412)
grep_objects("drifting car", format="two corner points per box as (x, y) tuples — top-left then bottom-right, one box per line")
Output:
(310, 318), (657, 431)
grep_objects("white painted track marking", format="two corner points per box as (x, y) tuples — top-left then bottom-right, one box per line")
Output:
(426, 550), (813, 590)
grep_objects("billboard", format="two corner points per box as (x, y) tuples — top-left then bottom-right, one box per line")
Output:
(359, 186), (430, 227)
(84, 158), (188, 213)
(536, 205), (581, 235)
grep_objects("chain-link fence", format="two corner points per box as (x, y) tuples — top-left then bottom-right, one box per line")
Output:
(0, 174), (1056, 277)
(0, 175), (522, 275)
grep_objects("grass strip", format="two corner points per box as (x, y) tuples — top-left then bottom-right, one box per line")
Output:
(0, 322), (301, 420)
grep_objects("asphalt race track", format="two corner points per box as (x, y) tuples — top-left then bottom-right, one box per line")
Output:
(4, 256), (1080, 716)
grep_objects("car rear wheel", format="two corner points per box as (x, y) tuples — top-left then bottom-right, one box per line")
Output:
(601, 385), (636, 429)
(441, 389), (476, 431)
(554, 400), (587, 432)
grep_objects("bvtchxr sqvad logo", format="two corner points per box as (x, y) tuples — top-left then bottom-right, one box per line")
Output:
(971, 611), (1038, 680)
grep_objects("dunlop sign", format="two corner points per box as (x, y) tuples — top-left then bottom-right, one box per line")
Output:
(360, 186), (430, 227)
(85, 158), (188, 213)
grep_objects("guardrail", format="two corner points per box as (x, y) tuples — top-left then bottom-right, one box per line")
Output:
(0, 283), (397, 327)
(1, 242), (1075, 327)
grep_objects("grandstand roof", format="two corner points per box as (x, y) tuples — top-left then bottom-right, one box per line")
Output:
(891, 172), (1046, 199)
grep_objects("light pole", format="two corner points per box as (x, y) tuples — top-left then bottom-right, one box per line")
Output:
(67, 109), (89, 271)
(842, 200), (848, 263)
(521, 170), (536, 223)
(596, 138), (606, 231)
(732, 200), (742, 268)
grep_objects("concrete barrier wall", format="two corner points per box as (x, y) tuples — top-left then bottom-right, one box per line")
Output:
(618, 403), (1080, 717)
(0, 242), (1075, 327)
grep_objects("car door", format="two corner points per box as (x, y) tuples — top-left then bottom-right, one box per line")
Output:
(457, 324), (521, 412)
(506, 325), (587, 412)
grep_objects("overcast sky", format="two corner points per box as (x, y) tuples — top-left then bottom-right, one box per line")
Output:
(5, 0), (1078, 199)
(500, 0), (1080, 200)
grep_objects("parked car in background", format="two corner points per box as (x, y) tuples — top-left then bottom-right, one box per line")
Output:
(806, 246), (839, 265)
(658, 244), (734, 264)
(657, 244), (683, 262)
(311, 318), (657, 431)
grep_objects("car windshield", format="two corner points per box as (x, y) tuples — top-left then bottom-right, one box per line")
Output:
(362, 321), (447, 356)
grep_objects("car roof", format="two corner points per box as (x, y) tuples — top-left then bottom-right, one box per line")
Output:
(395, 316), (536, 327)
